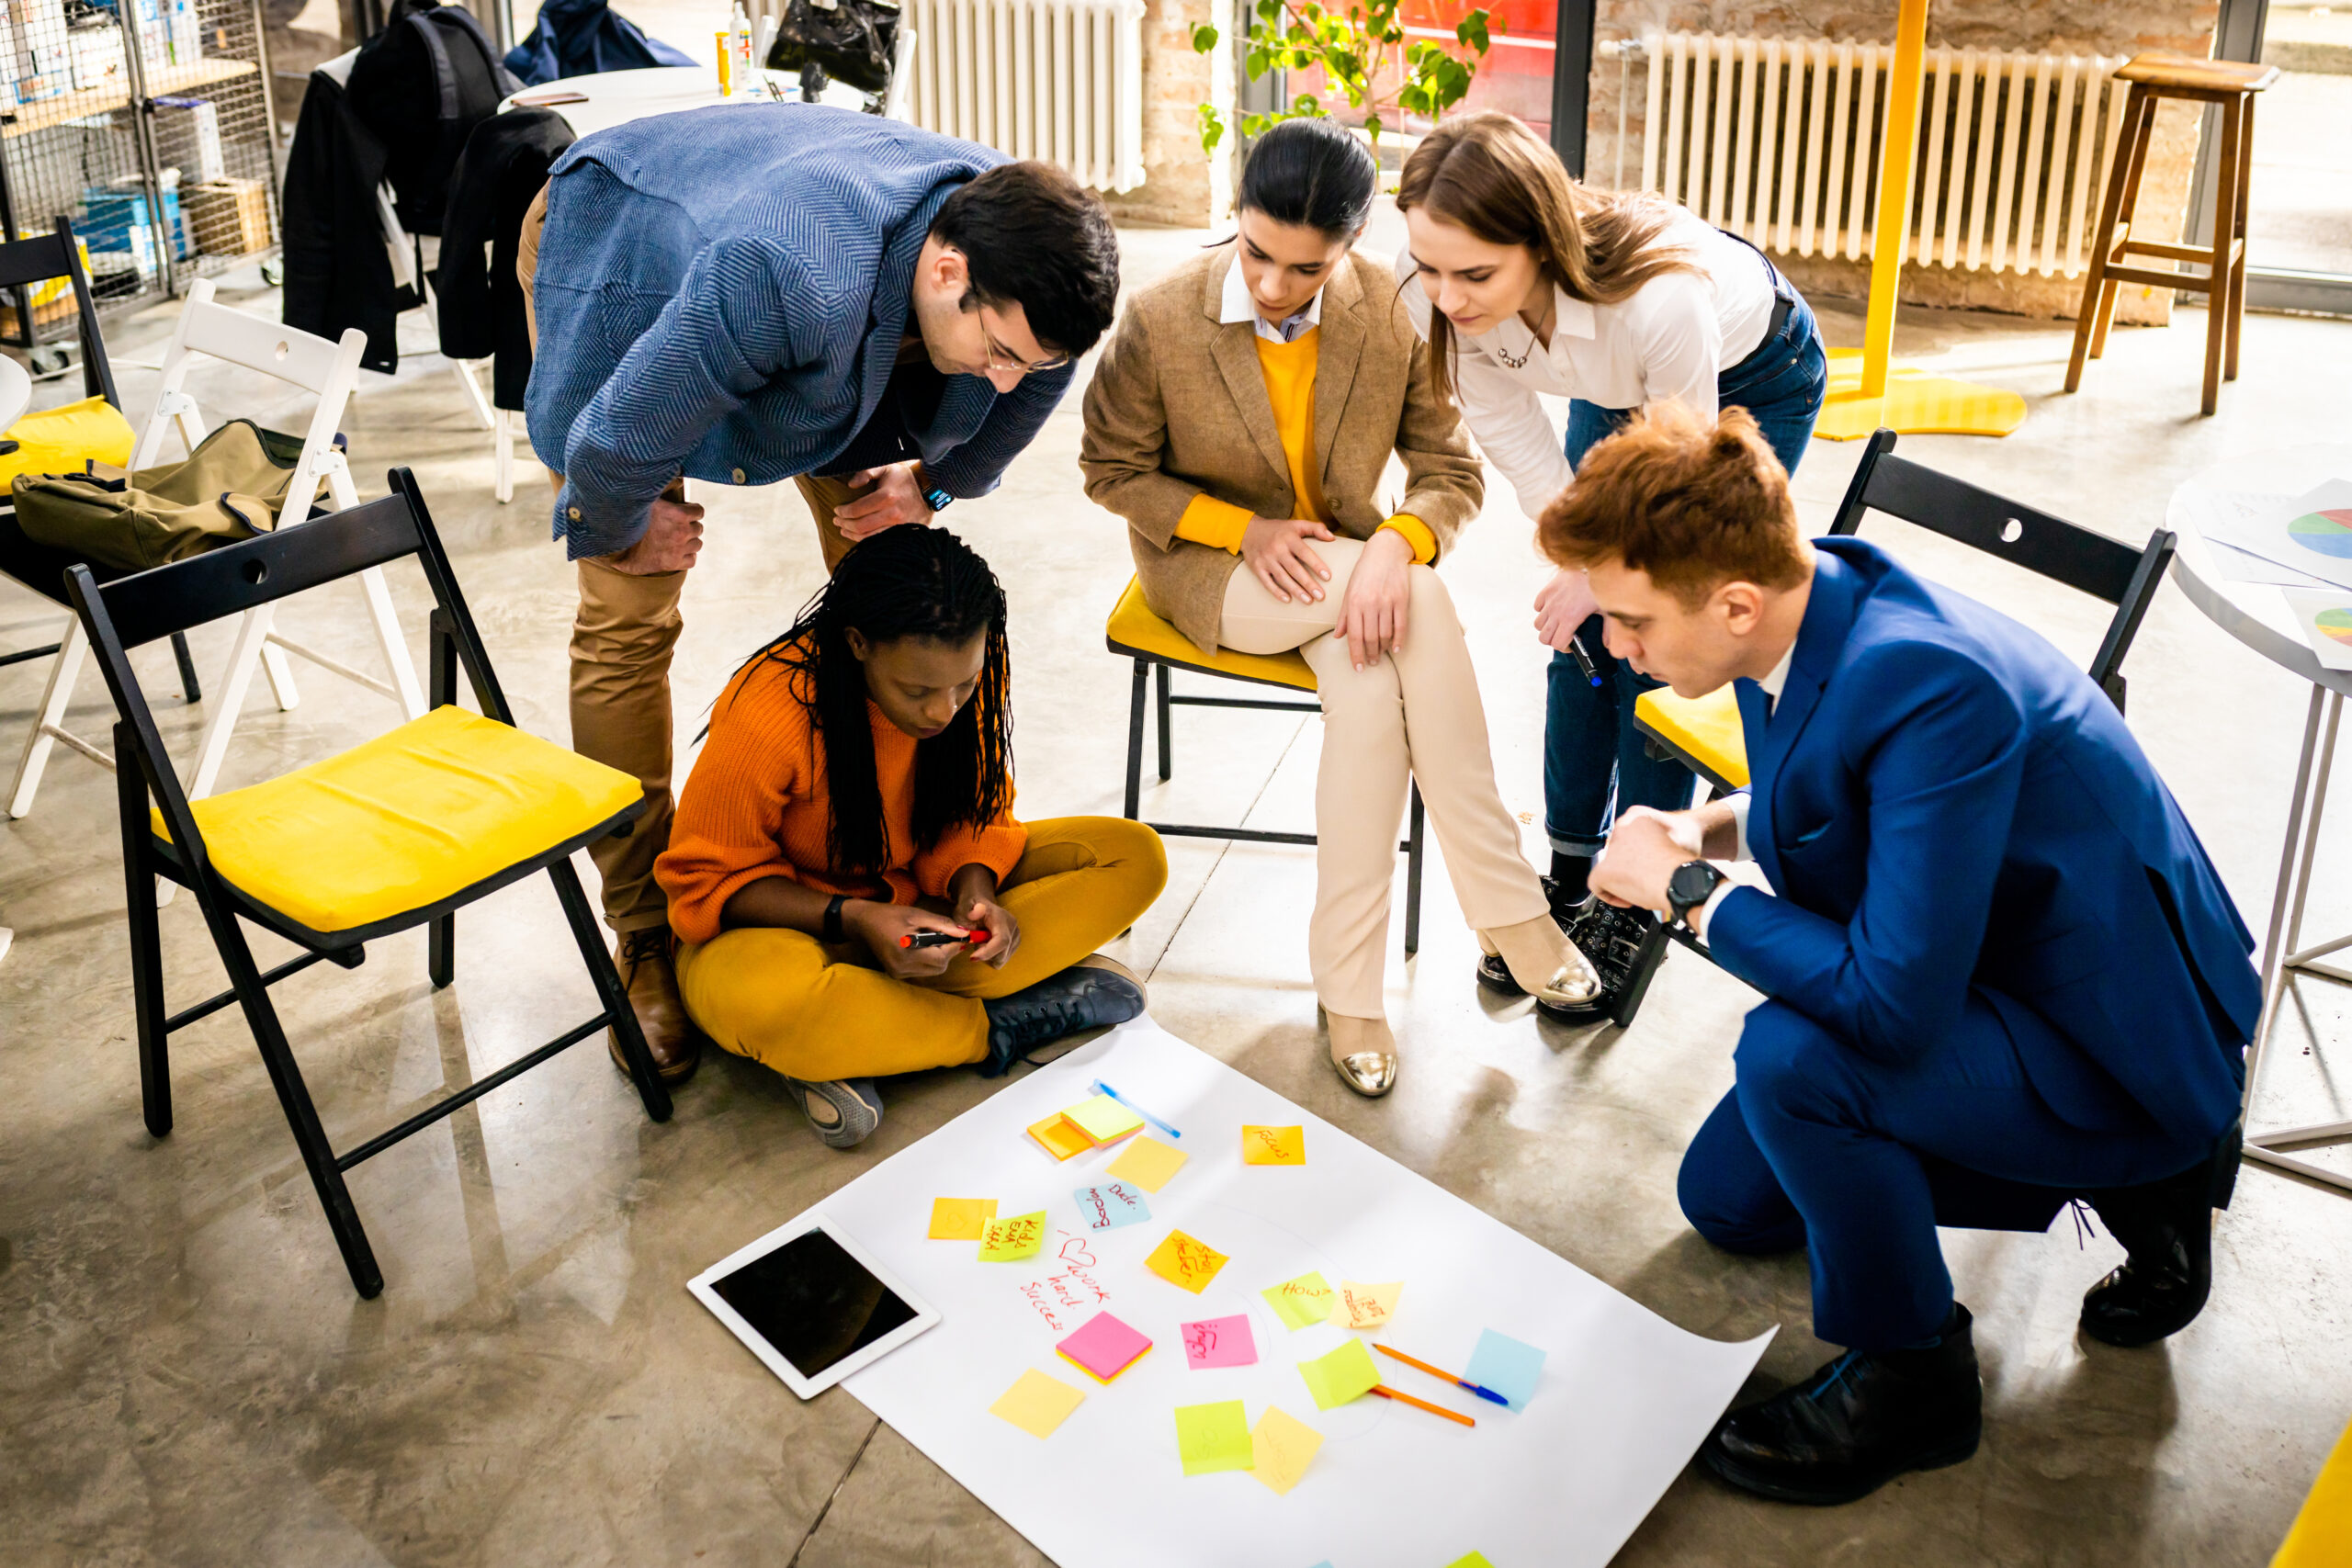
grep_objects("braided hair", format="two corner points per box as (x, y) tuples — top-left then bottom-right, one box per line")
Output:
(724, 526), (1012, 875)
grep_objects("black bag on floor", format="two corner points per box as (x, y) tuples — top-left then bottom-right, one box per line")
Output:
(766, 0), (900, 96)
(345, 0), (524, 235)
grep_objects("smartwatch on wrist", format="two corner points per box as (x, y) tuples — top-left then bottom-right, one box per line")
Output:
(1667, 861), (1727, 932)
(822, 894), (849, 944)
(922, 485), (953, 513)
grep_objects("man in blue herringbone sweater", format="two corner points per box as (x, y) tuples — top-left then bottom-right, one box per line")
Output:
(517, 103), (1120, 1085)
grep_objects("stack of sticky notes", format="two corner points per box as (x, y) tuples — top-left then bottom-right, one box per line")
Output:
(1026, 1092), (1148, 1160)
(1057, 1310), (1153, 1384)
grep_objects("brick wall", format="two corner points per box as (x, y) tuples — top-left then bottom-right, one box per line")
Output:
(1104, 0), (1235, 227)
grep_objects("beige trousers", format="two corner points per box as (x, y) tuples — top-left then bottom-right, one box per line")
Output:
(1218, 539), (1550, 1018)
(520, 181), (869, 930)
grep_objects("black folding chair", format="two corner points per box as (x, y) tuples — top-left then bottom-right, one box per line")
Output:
(1611, 428), (2178, 1026)
(68, 468), (672, 1298)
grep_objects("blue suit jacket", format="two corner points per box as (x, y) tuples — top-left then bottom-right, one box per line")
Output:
(1707, 539), (2259, 1143)
(525, 104), (1072, 558)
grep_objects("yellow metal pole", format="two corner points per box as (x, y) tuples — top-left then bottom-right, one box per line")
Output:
(1860, 0), (1930, 400)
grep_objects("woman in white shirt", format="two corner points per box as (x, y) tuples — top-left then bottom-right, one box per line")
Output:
(1394, 110), (1826, 1021)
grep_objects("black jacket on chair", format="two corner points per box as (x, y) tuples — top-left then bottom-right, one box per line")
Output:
(280, 58), (412, 376)
(437, 108), (575, 412)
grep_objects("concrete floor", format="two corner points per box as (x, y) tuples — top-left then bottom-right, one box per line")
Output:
(4, 226), (2350, 1567)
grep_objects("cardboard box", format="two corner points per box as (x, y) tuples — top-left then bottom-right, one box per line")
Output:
(183, 178), (270, 256)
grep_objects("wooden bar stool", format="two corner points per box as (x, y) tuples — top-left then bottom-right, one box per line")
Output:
(2064, 52), (2278, 416)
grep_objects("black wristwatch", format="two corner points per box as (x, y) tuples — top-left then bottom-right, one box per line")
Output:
(822, 893), (849, 944)
(1667, 861), (1727, 932)
(922, 485), (954, 513)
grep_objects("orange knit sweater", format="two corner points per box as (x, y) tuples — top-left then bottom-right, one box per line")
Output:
(656, 649), (1028, 946)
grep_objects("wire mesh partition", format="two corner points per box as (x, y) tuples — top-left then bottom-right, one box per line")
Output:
(0, 0), (281, 354)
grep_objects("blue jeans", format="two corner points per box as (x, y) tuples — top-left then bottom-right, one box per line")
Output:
(1678, 992), (2211, 1349)
(1544, 290), (1829, 856)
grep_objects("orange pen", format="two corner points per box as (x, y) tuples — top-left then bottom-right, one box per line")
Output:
(1370, 1383), (1476, 1427)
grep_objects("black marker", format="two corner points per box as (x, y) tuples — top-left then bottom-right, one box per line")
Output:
(1567, 635), (1603, 687)
(900, 927), (981, 950)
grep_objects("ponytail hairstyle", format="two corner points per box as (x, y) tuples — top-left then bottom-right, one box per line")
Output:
(1236, 116), (1379, 241)
(725, 526), (1013, 875)
(1396, 111), (1702, 402)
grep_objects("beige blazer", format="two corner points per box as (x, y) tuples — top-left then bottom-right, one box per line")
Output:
(1080, 245), (1484, 654)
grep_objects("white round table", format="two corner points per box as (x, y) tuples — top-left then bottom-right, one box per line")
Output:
(499, 64), (737, 137)
(2169, 444), (2352, 1194)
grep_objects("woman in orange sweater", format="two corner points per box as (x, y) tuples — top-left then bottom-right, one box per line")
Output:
(656, 527), (1167, 1147)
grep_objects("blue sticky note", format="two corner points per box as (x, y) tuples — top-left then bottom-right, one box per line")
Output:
(1464, 1329), (1546, 1411)
(1073, 1181), (1151, 1231)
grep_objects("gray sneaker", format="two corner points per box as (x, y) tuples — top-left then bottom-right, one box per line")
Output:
(780, 1076), (883, 1148)
(979, 955), (1147, 1077)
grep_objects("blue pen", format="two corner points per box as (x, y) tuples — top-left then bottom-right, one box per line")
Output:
(1088, 1078), (1182, 1140)
(1566, 635), (1603, 687)
(1373, 1343), (1510, 1405)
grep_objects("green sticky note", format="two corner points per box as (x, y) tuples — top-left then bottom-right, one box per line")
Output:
(1443, 1555), (1496, 1568)
(1296, 1337), (1379, 1411)
(1173, 1399), (1254, 1476)
(1261, 1270), (1335, 1330)
(1062, 1092), (1146, 1145)
(977, 1210), (1046, 1262)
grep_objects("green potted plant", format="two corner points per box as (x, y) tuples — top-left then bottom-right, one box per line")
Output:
(1192, 0), (1497, 155)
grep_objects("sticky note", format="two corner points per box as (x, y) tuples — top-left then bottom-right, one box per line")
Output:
(1061, 1092), (1146, 1145)
(1105, 1134), (1188, 1191)
(1144, 1229), (1228, 1294)
(1181, 1313), (1258, 1370)
(1464, 1329), (1547, 1411)
(1242, 1124), (1306, 1165)
(1262, 1270), (1336, 1330)
(977, 1210), (1046, 1262)
(1057, 1311), (1153, 1384)
(1172, 1399), (1253, 1476)
(1444, 1555), (1497, 1568)
(1337, 1279), (1402, 1330)
(1073, 1181), (1151, 1231)
(927, 1197), (997, 1240)
(1250, 1405), (1324, 1496)
(989, 1369), (1085, 1438)
(1297, 1337), (1380, 1411)
(1027, 1113), (1092, 1162)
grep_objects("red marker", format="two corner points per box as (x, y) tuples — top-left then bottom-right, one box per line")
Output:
(900, 926), (981, 950)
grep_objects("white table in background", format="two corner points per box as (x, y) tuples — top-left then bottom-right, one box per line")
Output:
(2169, 445), (2352, 1195)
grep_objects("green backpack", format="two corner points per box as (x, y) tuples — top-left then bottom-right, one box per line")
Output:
(11, 419), (334, 573)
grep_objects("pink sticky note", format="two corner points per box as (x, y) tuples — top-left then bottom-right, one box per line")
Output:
(1056, 1311), (1153, 1385)
(1180, 1313), (1258, 1371)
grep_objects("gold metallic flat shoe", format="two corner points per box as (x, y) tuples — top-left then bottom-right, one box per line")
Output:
(1484, 914), (1601, 1008)
(1326, 1013), (1398, 1098)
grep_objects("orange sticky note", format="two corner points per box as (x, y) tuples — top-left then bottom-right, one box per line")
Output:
(1105, 1134), (1188, 1191)
(1243, 1124), (1305, 1165)
(1027, 1113), (1092, 1162)
(928, 1197), (998, 1240)
(1143, 1228), (1229, 1294)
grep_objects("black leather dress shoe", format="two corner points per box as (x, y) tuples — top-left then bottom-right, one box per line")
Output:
(2081, 1159), (2216, 1348)
(1701, 1305), (1983, 1506)
(1477, 888), (1653, 1023)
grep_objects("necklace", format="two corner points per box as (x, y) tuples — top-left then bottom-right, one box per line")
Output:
(1490, 296), (1555, 370)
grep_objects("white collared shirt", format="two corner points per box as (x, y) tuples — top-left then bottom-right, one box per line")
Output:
(1396, 210), (1778, 519)
(1221, 252), (1324, 344)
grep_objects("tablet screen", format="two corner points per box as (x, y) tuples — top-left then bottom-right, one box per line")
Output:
(707, 1227), (920, 1380)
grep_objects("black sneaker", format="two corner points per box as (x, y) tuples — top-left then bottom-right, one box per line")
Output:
(2080, 1156), (2219, 1347)
(1477, 891), (1654, 1022)
(979, 956), (1147, 1077)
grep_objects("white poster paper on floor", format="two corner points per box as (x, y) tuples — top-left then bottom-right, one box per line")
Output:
(730, 1018), (1770, 1568)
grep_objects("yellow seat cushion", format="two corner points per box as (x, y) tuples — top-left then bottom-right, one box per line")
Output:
(0, 395), (136, 485)
(1634, 684), (1750, 790)
(155, 705), (641, 934)
(1105, 576), (1315, 692)
(2275, 1416), (2352, 1568)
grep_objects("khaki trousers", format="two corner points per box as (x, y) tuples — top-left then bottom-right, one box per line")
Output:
(520, 181), (872, 930)
(1218, 539), (1550, 1018)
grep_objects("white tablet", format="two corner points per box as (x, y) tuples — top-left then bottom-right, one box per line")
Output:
(688, 1213), (941, 1400)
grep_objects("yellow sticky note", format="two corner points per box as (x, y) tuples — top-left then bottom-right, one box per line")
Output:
(978, 1210), (1047, 1262)
(1262, 1270), (1336, 1330)
(1444, 1555), (1497, 1568)
(1250, 1405), (1324, 1496)
(1297, 1337), (1380, 1410)
(928, 1197), (998, 1240)
(1242, 1124), (1305, 1165)
(1062, 1093), (1146, 1145)
(1027, 1113), (1093, 1162)
(989, 1368), (1086, 1438)
(1143, 1228), (1229, 1294)
(1105, 1134), (1189, 1192)
(1337, 1279), (1402, 1330)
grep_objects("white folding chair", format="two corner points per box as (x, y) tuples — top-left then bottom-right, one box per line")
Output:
(373, 183), (511, 501)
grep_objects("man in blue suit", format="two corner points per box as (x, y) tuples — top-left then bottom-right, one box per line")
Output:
(1548, 405), (2260, 1506)
(518, 105), (1119, 1083)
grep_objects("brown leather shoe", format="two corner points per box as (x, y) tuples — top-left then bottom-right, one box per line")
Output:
(606, 927), (700, 1086)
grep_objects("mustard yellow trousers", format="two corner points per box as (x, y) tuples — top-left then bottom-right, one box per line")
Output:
(674, 817), (1167, 1082)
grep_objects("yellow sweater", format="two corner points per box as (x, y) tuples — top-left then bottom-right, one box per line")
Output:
(1173, 328), (1436, 562)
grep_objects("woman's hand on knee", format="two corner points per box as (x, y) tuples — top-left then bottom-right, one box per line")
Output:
(1338, 527), (1415, 670)
(1241, 516), (1336, 604)
(845, 899), (967, 979)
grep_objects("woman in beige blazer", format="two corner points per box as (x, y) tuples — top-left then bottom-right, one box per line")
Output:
(1081, 118), (1596, 1097)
